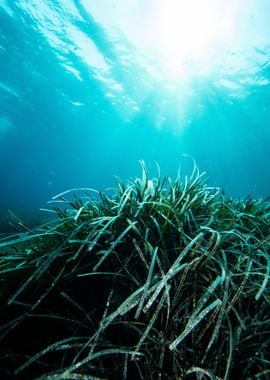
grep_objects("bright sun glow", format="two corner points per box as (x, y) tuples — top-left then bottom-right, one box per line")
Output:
(85, 0), (258, 80)
(148, 0), (237, 77)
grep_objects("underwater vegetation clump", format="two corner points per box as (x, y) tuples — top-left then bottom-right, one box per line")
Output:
(0, 162), (270, 379)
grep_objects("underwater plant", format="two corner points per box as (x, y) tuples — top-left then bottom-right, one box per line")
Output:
(0, 161), (269, 379)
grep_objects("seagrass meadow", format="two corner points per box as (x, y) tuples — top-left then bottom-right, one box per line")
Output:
(0, 162), (270, 379)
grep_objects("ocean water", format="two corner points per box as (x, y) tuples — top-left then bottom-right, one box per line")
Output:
(0, 0), (270, 231)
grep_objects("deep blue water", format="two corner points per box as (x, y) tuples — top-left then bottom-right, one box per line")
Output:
(1, 0), (270, 230)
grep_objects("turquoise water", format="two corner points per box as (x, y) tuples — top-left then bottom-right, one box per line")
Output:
(0, 0), (270, 230)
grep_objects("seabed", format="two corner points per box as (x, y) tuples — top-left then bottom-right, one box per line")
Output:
(0, 162), (269, 379)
